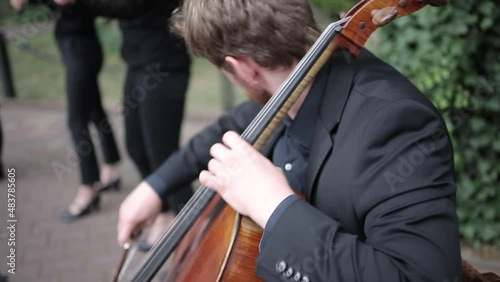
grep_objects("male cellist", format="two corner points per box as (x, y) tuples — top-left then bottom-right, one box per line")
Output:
(118, 0), (462, 281)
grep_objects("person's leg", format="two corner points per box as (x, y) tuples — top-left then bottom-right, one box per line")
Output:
(56, 16), (102, 221)
(88, 67), (121, 189)
(139, 69), (193, 211)
(136, 67), (193, 250)
(123, 67), (152, 178)
(140, 71), (187, 172)
(119, 13), (192, 248)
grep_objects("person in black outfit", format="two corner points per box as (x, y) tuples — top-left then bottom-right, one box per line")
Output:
(118, 0), (193, 250)
(9, 0), (122, 221)
(48, 0), (193, 236)
(55, 9), (121, 222)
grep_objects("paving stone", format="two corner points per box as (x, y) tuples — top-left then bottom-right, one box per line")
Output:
(0, 100), (216, 281)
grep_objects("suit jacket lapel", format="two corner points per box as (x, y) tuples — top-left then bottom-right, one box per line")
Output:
(305, 51), (356, 201)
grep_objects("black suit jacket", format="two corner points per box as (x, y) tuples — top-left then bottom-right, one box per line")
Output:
(152, 49), (462, 282)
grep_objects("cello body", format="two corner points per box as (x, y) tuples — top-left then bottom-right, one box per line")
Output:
(164, 194), (263, 282)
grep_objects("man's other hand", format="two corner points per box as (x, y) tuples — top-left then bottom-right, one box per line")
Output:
(117, 181), (162, 247)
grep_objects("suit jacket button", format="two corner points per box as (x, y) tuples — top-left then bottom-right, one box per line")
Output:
(283, 267), (294, 278)
(301, 275), (310, 282)
(293, 272), (302, 281)
(275, 260), (287, 273)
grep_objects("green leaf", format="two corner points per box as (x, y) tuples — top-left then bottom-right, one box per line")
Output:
(461, 224), (476, 240)
(493, 140), (500, 153)
(469, 117), (487, 132)
(480, 17), (494, 30)
(478, 2), (495, 17)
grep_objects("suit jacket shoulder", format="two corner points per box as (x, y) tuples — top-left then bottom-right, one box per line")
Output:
(256, 49), (462, 282)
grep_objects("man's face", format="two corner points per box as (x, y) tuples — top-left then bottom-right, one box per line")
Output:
(222, 69), (272, 105)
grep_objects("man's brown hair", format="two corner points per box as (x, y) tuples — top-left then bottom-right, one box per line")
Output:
(171, 0), (321, 69)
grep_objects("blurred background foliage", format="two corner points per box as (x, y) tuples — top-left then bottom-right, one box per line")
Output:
(310, 0), (356, 18)
(375, 1), (500, 248)
(286, 0), (500, 248)
(1, 0), (499, 247)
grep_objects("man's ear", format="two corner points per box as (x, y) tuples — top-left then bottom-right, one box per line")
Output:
(223, 56), (262, 86)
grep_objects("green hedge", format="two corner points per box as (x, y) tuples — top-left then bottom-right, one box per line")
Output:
(375, 1), (500, 247)
(312, 0), (500, 247)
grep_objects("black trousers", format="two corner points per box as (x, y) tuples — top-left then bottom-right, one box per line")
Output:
(119, 4), (193, 212)
(55, 15), (120, 185)
(123, 66), (192, 212)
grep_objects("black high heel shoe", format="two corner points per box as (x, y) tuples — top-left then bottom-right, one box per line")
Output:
(60, 194), (101, 223)
(99, 178), (121, 192)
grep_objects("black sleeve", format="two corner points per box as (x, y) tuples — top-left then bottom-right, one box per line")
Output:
(149, 100), (262, 201)
(255, 99), (462, 282)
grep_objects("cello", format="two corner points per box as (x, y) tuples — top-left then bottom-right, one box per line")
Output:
(117, 0), (497, 281)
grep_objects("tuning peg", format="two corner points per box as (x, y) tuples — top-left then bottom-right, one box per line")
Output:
(371, 7), (399, 27)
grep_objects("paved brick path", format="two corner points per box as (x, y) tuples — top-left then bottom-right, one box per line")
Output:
(0, 99), (213, 282)
(0, 99), (498, 282)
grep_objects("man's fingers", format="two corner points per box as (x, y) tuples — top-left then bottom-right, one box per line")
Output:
(207, 158), (224, 174)
(222, 131), (249, 150)
(210, 143), (230, 160)
(222, 131), (261, 164)
(116, 182), (163, 247)
(199, 170), (221, 191)
(118, 217), (154, 246)
(117, 221), (135, 247)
